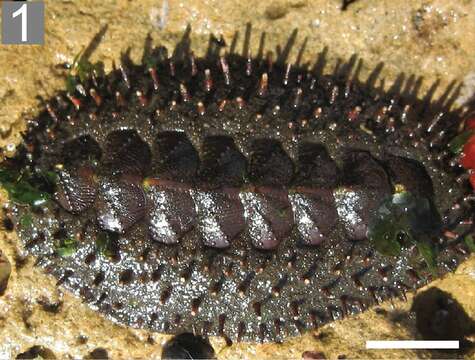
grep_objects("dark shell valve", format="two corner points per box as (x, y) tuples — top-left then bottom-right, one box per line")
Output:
(3, 29), (473, 343)
(54, 132), (421, 250)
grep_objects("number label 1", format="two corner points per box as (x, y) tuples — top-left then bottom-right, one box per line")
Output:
(2, 1), (44, 45)
(12, 4), (28, 42)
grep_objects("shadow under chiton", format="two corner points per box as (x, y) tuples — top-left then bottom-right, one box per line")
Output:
(1, 27), (474, 343)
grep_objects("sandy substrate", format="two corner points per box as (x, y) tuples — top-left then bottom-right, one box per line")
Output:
(0, 0), (474, 358)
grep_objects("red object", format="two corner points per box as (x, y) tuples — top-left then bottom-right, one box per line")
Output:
(461, 139), (475, 170)
(470, 173), (475, 190)
(465, 117), (475, 130)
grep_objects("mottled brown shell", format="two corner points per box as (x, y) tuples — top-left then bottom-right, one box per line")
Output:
(7, 29), (473, 343)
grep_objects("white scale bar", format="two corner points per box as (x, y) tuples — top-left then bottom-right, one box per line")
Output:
(366, 340), (459, 349)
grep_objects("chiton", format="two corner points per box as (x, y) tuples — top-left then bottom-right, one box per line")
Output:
(1, 29), (474, 343)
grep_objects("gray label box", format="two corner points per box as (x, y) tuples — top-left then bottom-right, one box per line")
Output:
(2, 1), (44, 45)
